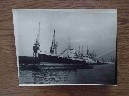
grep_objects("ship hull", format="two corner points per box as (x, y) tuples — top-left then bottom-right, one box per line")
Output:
(19, 54), (93, 69)
(19, 54), (90, 66)
(38, 54), (86, 65)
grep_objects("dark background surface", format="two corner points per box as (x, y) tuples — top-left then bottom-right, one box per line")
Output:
(0, 0), (129, 96)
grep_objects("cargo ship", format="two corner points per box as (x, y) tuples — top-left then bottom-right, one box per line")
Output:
(19, 23), (98, 68)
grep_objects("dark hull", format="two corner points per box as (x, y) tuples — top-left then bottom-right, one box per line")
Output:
(19, 56), (40, 64)
(38, 54), (86, 65)
(19, 54), (92, 69)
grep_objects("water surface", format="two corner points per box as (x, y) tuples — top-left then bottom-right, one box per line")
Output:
(19, 64), (116, 85)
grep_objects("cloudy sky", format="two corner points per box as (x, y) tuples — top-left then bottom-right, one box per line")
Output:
(13, 9), (117, 57)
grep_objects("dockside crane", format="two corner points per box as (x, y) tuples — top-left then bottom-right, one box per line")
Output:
(33, 22), (41, 57)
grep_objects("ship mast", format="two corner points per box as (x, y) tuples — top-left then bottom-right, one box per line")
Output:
(36, 22), (40, 45)
(68, 38), (71, 49)
(82, 45), (83, 56)
(87, 46), (89, 55)
(50, 30), (58, 55)
(78, 46), (80, 57)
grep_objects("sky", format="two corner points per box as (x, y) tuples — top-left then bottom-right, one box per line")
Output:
(13, 9), (117, 57)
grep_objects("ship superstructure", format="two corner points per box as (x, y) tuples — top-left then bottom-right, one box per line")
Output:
(38, 28), (96, 65)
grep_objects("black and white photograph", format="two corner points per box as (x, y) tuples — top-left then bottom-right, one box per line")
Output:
(13, 9), (117, 86)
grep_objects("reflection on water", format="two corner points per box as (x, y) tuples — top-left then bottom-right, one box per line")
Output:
(19, 67), (77, 84)
(19, 64), (115, 85)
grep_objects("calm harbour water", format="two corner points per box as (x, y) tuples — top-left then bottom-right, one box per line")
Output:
(19, 69), (77, 84)
(19, 63), (116, 85)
